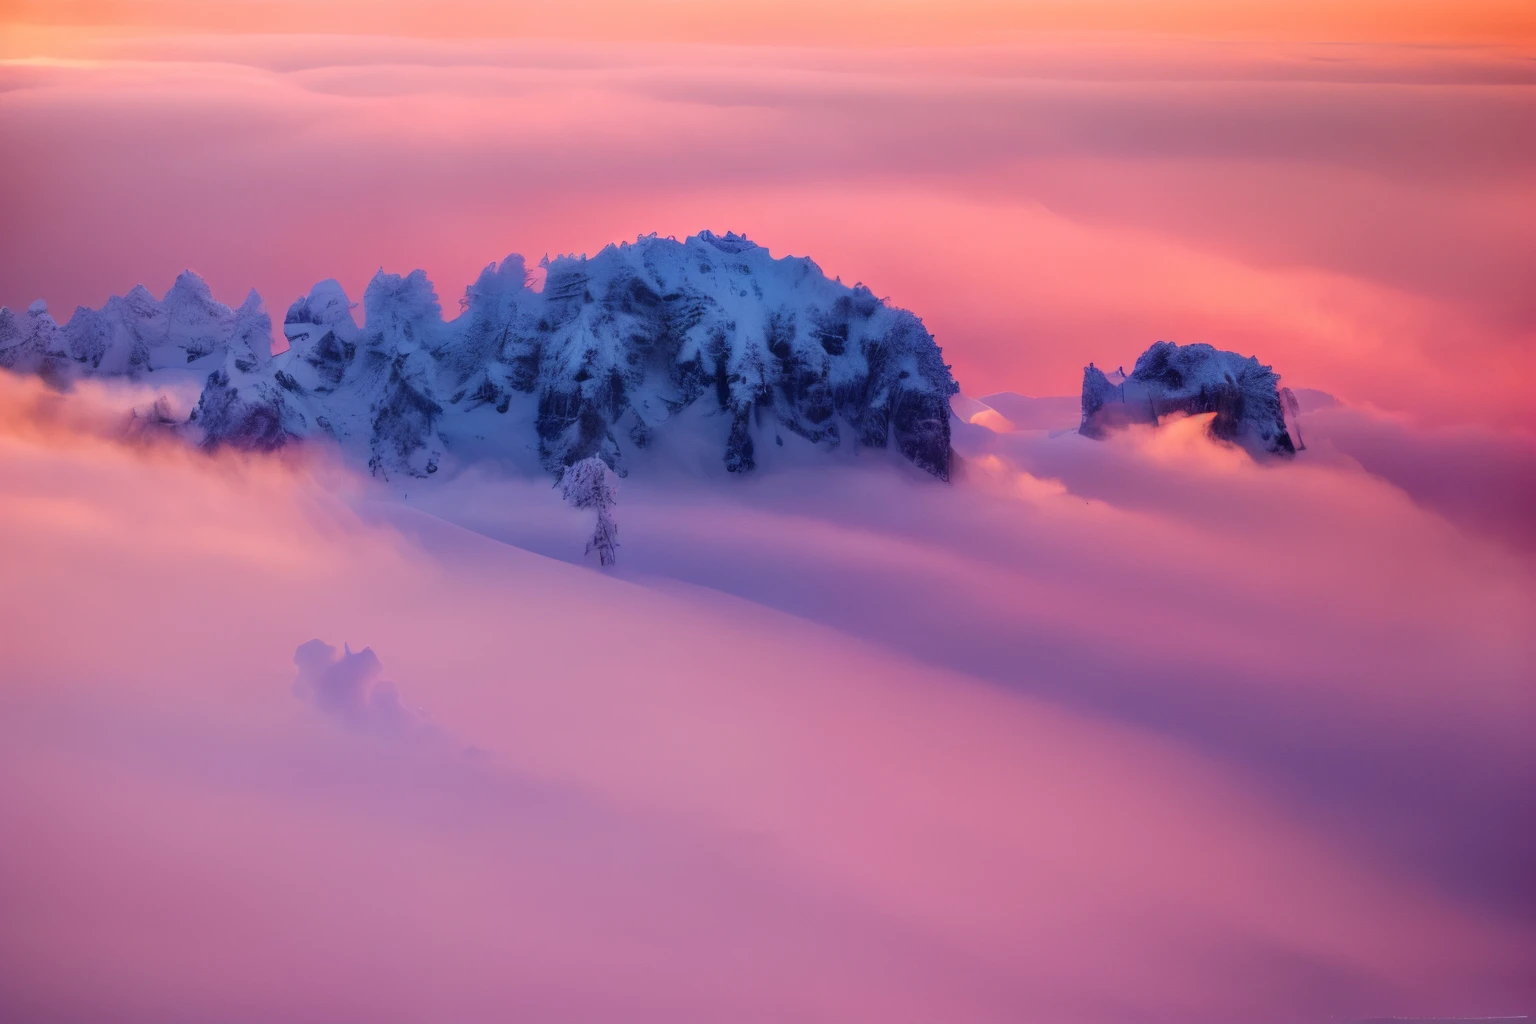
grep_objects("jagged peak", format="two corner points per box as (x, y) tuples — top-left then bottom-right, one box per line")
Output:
(613, 231), (661, 251)
(164, 269), (216, 307)
(26, 299), (49, 316)
(285, 279), (358, 330)
(363, 269), (442, 339)
(464, 255), (532, 302)
(107, 284), (162, 324)
(543, 251), (590, 271)
(693, 229), (759, 254)
(63, 304), (96, 325)
(231, 290), (274, 365)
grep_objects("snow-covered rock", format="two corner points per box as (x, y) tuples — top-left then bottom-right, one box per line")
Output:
(5, 233), (960, 480)
(2, 272), (274, 390)
(1080, 341), (1296, 456)
(0, 300), (71, 386)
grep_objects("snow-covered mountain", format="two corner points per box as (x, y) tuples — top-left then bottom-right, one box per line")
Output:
(1080, 341), (1296, 456)
(0, 276), (273, 386)
(1, 232), (960, 480)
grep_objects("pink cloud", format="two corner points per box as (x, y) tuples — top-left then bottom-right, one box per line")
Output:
(2, 369), (1530, 1021)
(2, 35), (1531, 428)
(1, 19), (1532, 1017)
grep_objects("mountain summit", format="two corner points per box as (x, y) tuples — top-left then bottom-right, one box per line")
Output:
(1080, 341), (1296, 456)
(1, 232), (961, 480)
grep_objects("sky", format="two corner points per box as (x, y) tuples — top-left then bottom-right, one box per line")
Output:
(2, 0), (1534, 428)
(1, 4), (1534, 1021)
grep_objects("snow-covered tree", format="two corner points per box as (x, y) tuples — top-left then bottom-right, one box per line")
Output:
(560, 456), (619, 567)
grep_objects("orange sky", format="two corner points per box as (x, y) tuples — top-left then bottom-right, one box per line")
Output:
(10, 0), (1536, 45)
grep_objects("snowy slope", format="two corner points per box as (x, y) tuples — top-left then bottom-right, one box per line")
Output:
(3, 232), (960, 480)
(976, 392), (1080, 432)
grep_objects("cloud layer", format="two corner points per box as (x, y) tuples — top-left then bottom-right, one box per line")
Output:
(2, 22), (1532, 428)
(2, 6), (1532, 1017)
(292, 638), (436, 737)
(0, 371), (1530, 1022)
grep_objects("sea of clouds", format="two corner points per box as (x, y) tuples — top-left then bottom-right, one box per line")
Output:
(3, 25), (1532, 428)
(2, 8), (1532, 1016)
(0, 370), (1530, 1022)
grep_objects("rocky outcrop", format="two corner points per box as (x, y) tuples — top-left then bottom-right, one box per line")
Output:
(1080, 341), (1296, 456)
(5, 232), (960, 481)
(0, 301), (72, 387)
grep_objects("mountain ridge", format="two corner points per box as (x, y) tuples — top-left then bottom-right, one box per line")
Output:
(0, 231), (961, 480)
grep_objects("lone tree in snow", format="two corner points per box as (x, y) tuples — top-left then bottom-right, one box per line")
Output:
(560, 456), (619, 567)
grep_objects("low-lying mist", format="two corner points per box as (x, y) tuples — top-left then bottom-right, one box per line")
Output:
(0, 372), (1530, 1023)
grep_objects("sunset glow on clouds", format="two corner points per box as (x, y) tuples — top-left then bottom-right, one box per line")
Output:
(0, 374), (1531, 1022)
(1, 3), (1534, 1021)
(4, 2), (1534, 426)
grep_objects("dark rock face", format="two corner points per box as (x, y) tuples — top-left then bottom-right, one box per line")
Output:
(192, 369), (291, 453)
(4, 233), (960, 482)
(1081, 341), (1296, 456)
